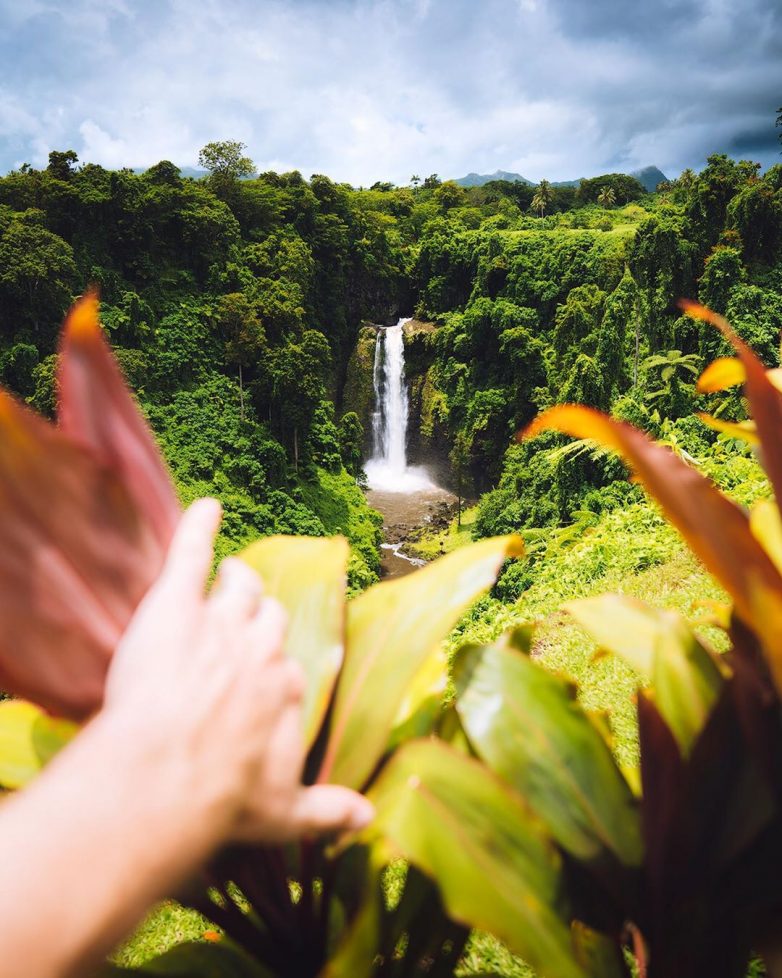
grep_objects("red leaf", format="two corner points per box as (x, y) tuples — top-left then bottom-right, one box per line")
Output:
(523, 405), (782, 629)
(681, 301), (782, 509)
(0, 391), (164, 718)
(0, 293), (181, 718)
(58, 291), (180, 547)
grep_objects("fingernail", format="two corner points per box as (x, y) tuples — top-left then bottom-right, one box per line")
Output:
(348, 797), (375, 831)
(191, 497), (222, 524)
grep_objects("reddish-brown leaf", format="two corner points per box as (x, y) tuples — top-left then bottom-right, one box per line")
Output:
(0, 390), (163, 718)
(681, 301), (782, 508)
(523, 405), (782, 628)
(58, 291), (180, 547)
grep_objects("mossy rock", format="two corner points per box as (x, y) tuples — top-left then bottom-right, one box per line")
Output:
(402, 319), (437, 377)
(341, 324), (378, 435)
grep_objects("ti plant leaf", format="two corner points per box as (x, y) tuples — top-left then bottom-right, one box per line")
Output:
(0, 699), (77, 788)
(453, 641), (642, 867)
(565, 594), (724, 756)
(239, 535), (349, 748)
(319, 535), (523, 789)
(696, 356), (746, 393)
(58, 290), (180, 548)
(363, 738), (587, 978)
(99, 942), (270, 976)
(681, 301), (782, 505)
(523, 403), (782, 697)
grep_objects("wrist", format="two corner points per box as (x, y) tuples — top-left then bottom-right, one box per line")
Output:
(84, 708), (237, 875)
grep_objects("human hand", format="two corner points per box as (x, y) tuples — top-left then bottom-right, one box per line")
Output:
(102, 498), (373, 851)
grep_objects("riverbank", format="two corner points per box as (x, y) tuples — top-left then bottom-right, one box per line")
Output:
(365, 483), (457, 578)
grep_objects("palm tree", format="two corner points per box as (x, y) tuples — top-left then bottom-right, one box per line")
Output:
(597, 186), (616, 208)
(410, 174), (420, 189)
(644, 349), (701, 385)
(644, 349), (702, 416)
(531, 179), (554, 217)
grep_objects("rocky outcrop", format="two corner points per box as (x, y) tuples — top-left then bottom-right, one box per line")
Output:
(401, 320), (451, 481)
(340, 324), (378, 442)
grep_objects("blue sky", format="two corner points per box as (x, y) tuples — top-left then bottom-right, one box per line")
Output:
(0, 0), (779, 184)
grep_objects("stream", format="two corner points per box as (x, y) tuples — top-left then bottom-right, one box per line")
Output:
(363, 319), (456, 579)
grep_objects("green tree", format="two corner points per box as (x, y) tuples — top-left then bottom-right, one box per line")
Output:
(198, 140), (256, 181)
(216, 292), (267, 418)
(0, 221), (77, 337)
(198, 140), (256, 203)
(46, 150), (78, 182)
(643, 349), (701, 417)
(337, 411), (364, 477)
(434, 181), (466, 210)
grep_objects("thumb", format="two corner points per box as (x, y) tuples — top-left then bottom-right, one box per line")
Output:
(289, 785), (375, 838)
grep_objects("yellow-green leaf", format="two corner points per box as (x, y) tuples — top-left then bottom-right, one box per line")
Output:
(364, 738), (586, 978)
(697, 413), (758, 444)
(320, 535), (523, 788)
(750, 499), (782, 577)
(387, 647), (448, 751)
(240, 535), (348, 747)
(0, 700), (77, 788)
(454, 642), (642, 866)
(566, 594), (724, 755)
(696, 357), (745, 393)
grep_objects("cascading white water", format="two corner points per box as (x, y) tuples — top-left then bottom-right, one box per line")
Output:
(364, 318), (434, 492)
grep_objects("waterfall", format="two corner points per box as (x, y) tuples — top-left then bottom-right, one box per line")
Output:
(365, 318), (434, 493)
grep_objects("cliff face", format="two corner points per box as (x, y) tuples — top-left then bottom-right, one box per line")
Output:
(340, 323), (378, 447)
(401, 320), (451, 480)
(340, 318), (451, 481)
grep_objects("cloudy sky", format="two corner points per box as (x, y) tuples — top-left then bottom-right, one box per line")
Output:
(0, 0), (780, 185)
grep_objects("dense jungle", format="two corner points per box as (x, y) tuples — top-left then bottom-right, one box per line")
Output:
(2, 143), (782, 976)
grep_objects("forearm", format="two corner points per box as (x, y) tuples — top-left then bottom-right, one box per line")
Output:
(0, 711), (225, 978)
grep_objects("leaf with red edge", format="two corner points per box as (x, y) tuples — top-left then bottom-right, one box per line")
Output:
(681, 300), (782, 507)
(57, 291), (180, 547)
(696, 414), (758, 444)
(696, 357), (745, 393)
(523, 405), (781, 626)
(0, 388), (166, 718)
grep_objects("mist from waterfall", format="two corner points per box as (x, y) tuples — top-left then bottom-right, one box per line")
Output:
(364, 319), (434, 493)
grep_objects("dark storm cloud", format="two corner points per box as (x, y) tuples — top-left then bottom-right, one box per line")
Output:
(0, 0), (778, 183)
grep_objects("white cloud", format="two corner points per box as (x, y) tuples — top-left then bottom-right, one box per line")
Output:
(0, 0), (778, 182)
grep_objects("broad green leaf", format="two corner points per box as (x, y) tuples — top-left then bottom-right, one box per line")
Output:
(319, 535), (523, 789)
(387, 646), (448, 751)
(566, 595), (724, 755)
(240, 535), (348, 747)
(571, 922), (629, 978)
(454, 642), (642, 866)
(364, 738), (587, 978)
(323, 845), (388, 978)
(523, 404), (782, 693)
(0, 700), (77, 788)
(100, 942), (270, 976)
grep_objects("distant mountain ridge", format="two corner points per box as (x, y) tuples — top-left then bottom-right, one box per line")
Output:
(453, 165), (668, 193)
